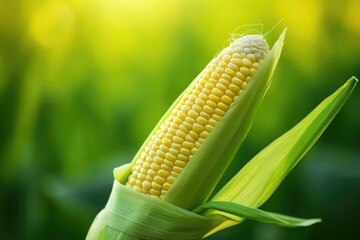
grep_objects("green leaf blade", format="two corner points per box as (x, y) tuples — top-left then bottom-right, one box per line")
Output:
(194, 201), (321, 227)
(203, 77), (357, 233)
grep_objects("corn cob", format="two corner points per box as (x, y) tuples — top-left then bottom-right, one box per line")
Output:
(125, 35), (269, 199)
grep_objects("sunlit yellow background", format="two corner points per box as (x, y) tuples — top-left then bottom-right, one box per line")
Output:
(1, 0), (359, 239)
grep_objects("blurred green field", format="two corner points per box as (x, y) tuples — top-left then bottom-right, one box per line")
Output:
(1, 0), (359, 239)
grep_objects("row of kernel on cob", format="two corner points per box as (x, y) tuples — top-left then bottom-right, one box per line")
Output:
(125, 34), (270, 199)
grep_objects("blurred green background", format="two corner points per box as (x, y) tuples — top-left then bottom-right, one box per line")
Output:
(0, 0), (359, 239)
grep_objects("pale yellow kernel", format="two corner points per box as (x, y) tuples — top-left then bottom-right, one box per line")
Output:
(177, 154), (188, 162)
(151, 144), (159, 151)
(159, 145), (169, 152)
(228, 83), (240, 93)
(191, 148), (198, 155)
(205, 82), (215, 90)
(218, 102), (229, 112)
(219, 61), (227, 68)
(182, 141), (194, 149)
(200, 111), (211, 120)
(174, 160), (187, 168)
(171, 171), (180, 178)
(149, 189), (161, 196)
(215, 108), (225, 116)
(158, 169), (169, 178)
(138, 173), (146, 181)
(170, 121), (179, 128)
(196, 116), (207, 126)
(161, 164), (171, 172)
(230, 58), (242, 66)
(176, 111), (186, 121)
(253, 62), (260, 69)
(240, 67), (250, 76)
(192, 104), (202, 113)
(200, 131), (209, 138)
(185, 134), (195, 143)
(188, 130), (199, 140)
(245, 76), (251, 83)
(180, 148), (191, 156)
(194, 141), (201, 148)
(167, 176), (176, 184)
(231, 77), (243, 86)
(221, 95), (233, 105)
(154, 156), (164, 166)
(215, 67), (225, 73)
(216, 83), (227, 92)
(188, 94), (197, 101)
(208, 77), (217, 84)
(225, 68), (235, 76)
(193, 123), (204, 133)
(235, 71), (245, 81)
(183, 121), (193, 131)
(184, 116), (196, 124)
(143, 162), (151, 170)
(199, 93), (208, 101)
(181, 105), (191, 113)
(165, 152), (176, 161)
(228, 62), (239, 71)
(129, 177), (136, 185)
(146, 175), (153, 182)
(202, 88), (211, 95)
(221, 73), (232, 81)
(164, 159), (174, 168)
(156, 150), (165, 158)
(232, 53), (242, 59)
(165, 132), (173, 139)
(185, 100), (193, 107)
(206, 100), (217, 109)
(142, 181), (151, 192)
(152, 162), (161, 171)
(205, 124), (214, 132)
(198, 138), (205, 144)
(212, 114), (221, 122)
(176, 129), (186, 139)
(192, 89), (201, 95)
(173, 166), (183, 174)
(172, 143), (182, 150)
(173, 136), (183, 144)
(250, 68), (256, 77)
(247, 54), (256, 63)
(225, 89), (235, 98)
(209, 94), (220, 103)
(210, 71), (220, 79)
(203, 105), (214, 115)
(208, 118), (217, 127)
(225, 48), (235, 55)
(175, 116), (185, 125)
(145, 156), (152, 163)
(154, 176), (166, 185)
(188, 110), (199, 119)
(219, 78), (230, 86)
(222, 54), (231, 62)
(195, 98), (206, 107)
(140, 168), (147, 175)
(161, 183), (171, 191)
(169, 147), (179, 156)
(154, 138), (161, 145)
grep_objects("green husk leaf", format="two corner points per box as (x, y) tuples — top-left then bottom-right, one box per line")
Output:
(86, 179), (222, 240)
(163, 29), (287, 210)
(194, 201), (321, 227)
(204, 77), (357, 233)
